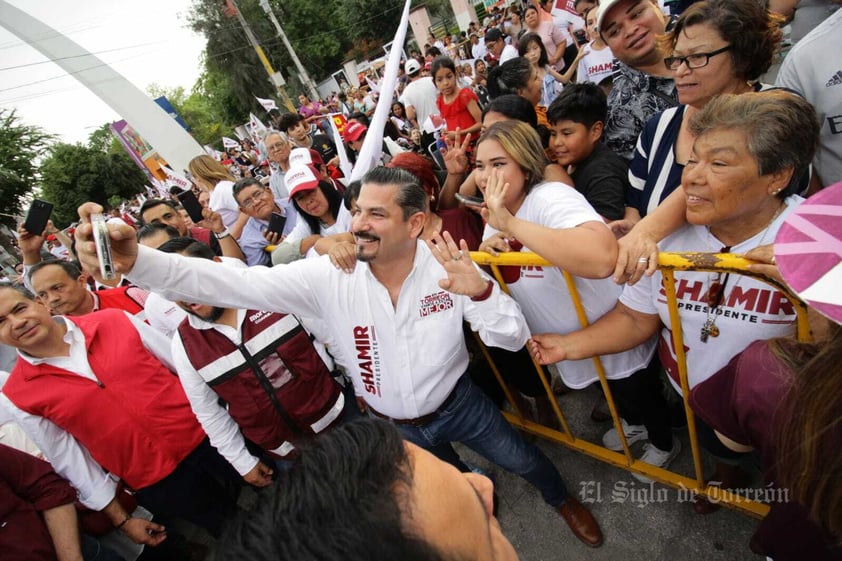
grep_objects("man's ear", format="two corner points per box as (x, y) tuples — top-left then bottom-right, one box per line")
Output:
(408, 211), (426, 238)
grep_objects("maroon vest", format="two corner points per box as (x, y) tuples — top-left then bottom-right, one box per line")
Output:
(4, 310), (205, 489)
(176, 310), (342, 456)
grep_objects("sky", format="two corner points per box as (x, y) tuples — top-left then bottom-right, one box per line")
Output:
(0, 0), (208, 144)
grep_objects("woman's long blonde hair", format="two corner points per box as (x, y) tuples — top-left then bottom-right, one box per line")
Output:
(188, 154), (235, 189)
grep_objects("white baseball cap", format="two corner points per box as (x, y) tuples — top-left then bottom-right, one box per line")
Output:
(284, 165), (320, 198)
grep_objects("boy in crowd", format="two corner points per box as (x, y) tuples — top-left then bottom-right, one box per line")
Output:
(547, 83), (628, 221)
(276, 112), (339, 169)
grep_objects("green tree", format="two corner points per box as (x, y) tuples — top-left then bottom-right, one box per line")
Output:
(39, 143), (146, 227)
(147, 83), (231, 147)
(0, 109), (54, 228)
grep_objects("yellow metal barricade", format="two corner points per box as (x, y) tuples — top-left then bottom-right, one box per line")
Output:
(470, 250), (812, 518)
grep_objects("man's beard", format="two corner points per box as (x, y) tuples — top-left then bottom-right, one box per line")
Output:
(354, 232), (380, 263)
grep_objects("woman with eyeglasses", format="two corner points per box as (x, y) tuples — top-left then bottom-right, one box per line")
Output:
(612, 0), (783, 238)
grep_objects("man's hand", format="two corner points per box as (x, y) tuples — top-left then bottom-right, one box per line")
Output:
(262, 230), (283, 246)
(196, 208), (225, 234)
(442, 130), (471, 177)
(243, 461), (274, 487)
(426, 231), (488, 296)
(76, 202), (140, 276)
(17, 222), (47, 264)
(527, 334), (570, 365)
(329, 241), (358, 274)
(120, 517), (167, 546)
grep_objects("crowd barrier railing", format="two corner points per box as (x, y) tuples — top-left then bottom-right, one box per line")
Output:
(469, 250), (812, 518)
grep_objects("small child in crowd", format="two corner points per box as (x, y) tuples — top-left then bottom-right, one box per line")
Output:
(547, 82), (628, 221)
(432, 56), (483, 147)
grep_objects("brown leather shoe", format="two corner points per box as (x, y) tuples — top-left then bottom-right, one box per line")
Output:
(557, 496), (603, 548)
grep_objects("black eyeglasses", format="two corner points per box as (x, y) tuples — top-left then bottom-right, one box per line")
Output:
(664, 45), (731, 71)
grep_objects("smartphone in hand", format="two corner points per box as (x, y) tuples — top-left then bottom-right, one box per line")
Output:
(267, 212), (286, 235)
(23, 199), (54, 235)
(91, 213), (116, 280)
(177, 190), (205, 223)
(455, 193), (485, 208)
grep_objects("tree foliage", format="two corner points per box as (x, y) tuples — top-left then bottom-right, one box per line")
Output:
(0, 109), (54, 228)
(39, 143), (146, 227)
(147, 83), (230, 147)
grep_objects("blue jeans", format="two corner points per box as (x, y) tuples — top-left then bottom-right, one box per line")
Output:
(396, 375), (568, 507)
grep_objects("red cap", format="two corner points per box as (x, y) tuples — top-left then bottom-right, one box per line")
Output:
(343, 121), (367, 143)
(285, 165), (320, 198)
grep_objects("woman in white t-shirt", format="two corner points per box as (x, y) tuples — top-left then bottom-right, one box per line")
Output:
(476, 120), (667, 479)
(272, 164), (350, 264)
(188, 155), (247, 239)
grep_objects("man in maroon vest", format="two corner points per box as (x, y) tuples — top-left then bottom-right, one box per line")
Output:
(0, 283), (240, 546)
(160, 237), (353, 481)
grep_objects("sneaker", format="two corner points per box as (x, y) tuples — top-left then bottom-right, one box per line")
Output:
(633, 438), (681, 483)
(602, 419), (648, 451)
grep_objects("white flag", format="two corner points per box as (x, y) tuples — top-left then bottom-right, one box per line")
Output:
(249, 113), (268, 142)
(350, 0), (412, 181)
(222, 136), (240, 150)
(255, 96), (278, 111)
(327, 113), (354, 179)
(159, 164), (192, 190)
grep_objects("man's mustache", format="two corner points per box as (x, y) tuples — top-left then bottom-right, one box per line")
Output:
(354, 232), (380, 242)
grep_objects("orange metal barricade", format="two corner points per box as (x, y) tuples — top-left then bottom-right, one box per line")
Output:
(469, 250), (812, 518)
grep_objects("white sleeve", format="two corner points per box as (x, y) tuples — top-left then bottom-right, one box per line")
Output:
(281, 210), (312, 244)
(126, 311), (177, 372)
(619, 273), (659, 315)
(0, 394), (117, 510)
(534, 183), (603, 228)
(127, 245), (323, 320)
(170, 336), (258, 476)
(463, 268), (530, 352)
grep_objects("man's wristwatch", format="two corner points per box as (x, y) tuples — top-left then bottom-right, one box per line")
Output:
(215, 228), (231, 240)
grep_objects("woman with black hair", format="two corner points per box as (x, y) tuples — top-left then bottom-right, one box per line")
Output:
(271, 165), (351, 264)
(487, 57), (546, 127)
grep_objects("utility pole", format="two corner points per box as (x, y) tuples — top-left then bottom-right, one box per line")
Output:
(226, 0), (295, 112)
(258, 0), (320, 102)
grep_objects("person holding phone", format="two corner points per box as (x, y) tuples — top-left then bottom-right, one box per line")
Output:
(232, 178), (296, 267)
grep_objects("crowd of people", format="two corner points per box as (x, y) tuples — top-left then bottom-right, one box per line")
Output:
(2, 0), (842, 560)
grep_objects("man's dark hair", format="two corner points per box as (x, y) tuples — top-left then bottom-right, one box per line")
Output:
(292, 181), (344, 235)
(362, 166), (426, 220)
(425, 45), (442, 58)
(0, 281), (35, 300)
(137, 222), (180, 244)
(215, 418), (451, 561)
(233, 177), (266, 201)
(168, 186), (186, 197)
(28, 259), (82, 284)
(157, 237), (216, 261)
(277, 112), (306, 133)
(547, 82), (607, 128)
(138, 198), (178, 226)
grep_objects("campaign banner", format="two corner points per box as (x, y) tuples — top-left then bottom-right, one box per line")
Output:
(222, 137), (240, 150)
(255, 96), (278, 111)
